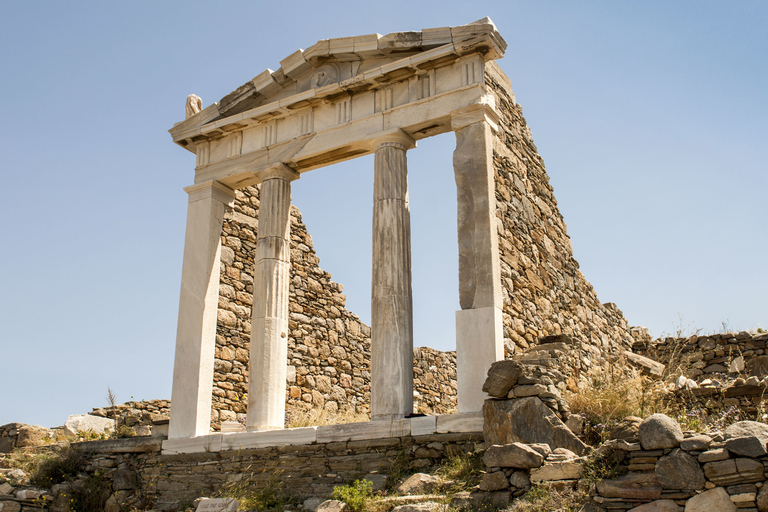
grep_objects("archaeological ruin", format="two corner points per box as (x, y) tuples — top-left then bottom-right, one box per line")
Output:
(166, 17), (632, 449)
(4, 19), (768, 512)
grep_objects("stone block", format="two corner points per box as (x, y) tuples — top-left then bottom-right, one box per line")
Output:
(435, 412), (483, 433)
(529, 461), (582, 482)
(483, 443), (543, 469)
(483, 397), (586, 455)
(684, 487), (736, 512)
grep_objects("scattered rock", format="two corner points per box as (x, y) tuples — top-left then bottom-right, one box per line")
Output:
(509, 471), (530, 489)
(16, 425), (52, 448)
(303, 497), (324, 512)
(396, 473), (443, 495)
(390, 503), (441, 512)
(596, 472), (662, 500)
(638, 414), (683, 450)
(483, 397), (587, 455)
(684, 486), (736, 512)
(680, 435), (712, 452)
(655, 449), (705, 490)
(478, 471), (509, 491)
(316, 500), (350, 512)
(483, 443), (544, 469)
(64, 414), (115, 438)
(609, 416), (643, 442)
(530, 460), (582, 482)
(482, 361), (522, 398)
(628, 500), (682, 512)
(363, 473), (387, 491)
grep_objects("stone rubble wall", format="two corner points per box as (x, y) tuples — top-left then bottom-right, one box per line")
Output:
(89, 400), (171, 428)
(413, 347), (457, 415)
(0, 433), (481, 512)
(634, 331), (768, 382)
(485, 62), (633, 379)
(213, 186), (372, 429)
(214, 187), (461, 428)
(590, 417), (768, 511)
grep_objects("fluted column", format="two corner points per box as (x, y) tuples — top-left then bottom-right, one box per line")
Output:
(451, 107), (504, 413)
(371, 130), (416, 420)
(169, 180), (235, 439)
(247, 164), (300, 431)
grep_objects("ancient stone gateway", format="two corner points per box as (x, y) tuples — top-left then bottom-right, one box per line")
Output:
(166, 18), (631, 448)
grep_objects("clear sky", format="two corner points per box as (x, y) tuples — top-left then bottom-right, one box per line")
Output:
(1, 1), (765, 428)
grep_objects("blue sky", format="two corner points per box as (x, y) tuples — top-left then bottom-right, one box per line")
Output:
(1, 1), (765, 428)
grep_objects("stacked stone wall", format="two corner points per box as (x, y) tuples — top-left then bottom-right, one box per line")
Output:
(213, 186), (372, 429)
(413, 347), (457, 415)
(484, 62), (633, 376)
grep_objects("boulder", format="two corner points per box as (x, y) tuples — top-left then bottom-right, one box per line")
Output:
(483, 443), (544, 469)
(638, 414), (683, 450)
(396, 473), (443, 495)
(363, 473), (387, 491)
(746, 356), (768, 377)
(478, 471), (509, 491)
(724, 421), (768, 457)
(391, 503), (441, 512)
(609, 416), (643, 442)
(680, 435), (712, 452)
(64, 414), (115, 438)
(655, 449), (705, 490)
(596, 472), (662, 501)
(303, 498), (324, 512)
(625, 351), (665, 378)
(483, 397), (587, 455)
(16, 425), (52, 448)
(482, 361), (522, 398)
(508, 471), (530, 489)
(529, 461), (582, 482)
(684, 487), (736, 512)
(316, 500), (350, 512)
(756, 481), (768, 511)
(0, 501), (22, 512)
(629, 500), (682, 512)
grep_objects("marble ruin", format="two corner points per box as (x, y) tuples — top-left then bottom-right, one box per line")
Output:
(167, 18), (631, 442)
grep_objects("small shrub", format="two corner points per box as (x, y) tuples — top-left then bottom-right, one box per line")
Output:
(508, 483), (588, 511)
(332, 479), (373, 512)
(285, 407), (369, 428)
(385, 447), (412, 489)
(435, 451), (483, 491)
(219, 467), (292, 511)
(30, 447), (88, 488)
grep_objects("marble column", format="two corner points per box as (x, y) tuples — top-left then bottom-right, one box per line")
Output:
(451, 111), (504, 413)
(371, 130), (416, 420)
(169, 180), (235, 439)
(247, 164), (300, 431)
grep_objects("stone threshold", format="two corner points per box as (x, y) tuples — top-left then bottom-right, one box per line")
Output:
(161, 412), (483, 455)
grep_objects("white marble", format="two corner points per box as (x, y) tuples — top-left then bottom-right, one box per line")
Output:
(247, 164), (299, 431)
(410, 415), (438, 436)
(169, 181), (235, 439)
(316, 418), (411, 443)
(163, 433), (223, 454)
(436, 412), (483, 433)
(456, 306), (503, 413)
(221, 427), (317, 451)
(371, 131), (415, 421)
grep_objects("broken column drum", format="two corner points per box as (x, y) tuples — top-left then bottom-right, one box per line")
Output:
(167, 19), (512, 438)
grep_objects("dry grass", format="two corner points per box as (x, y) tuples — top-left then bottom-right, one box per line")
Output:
(285, 407), (369, 428)
(565, 363), (670, 444)
(506, 483), (591, 512)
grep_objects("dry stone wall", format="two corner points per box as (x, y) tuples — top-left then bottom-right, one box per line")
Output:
(485, 62), (633, 375)
(214, 187), (372, 428)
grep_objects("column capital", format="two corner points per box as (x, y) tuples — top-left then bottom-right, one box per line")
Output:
(252, 163), (300, 184)
(370, 129), (416, 152)
(450, 101), (500, 133)
(184, 180), (236, 205)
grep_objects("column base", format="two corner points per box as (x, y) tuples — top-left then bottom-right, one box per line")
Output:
(456, 306), (503, 414)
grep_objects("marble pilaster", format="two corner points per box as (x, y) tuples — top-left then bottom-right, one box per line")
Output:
(451, 111), (504, 413)
(169, 180), (235, 439)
